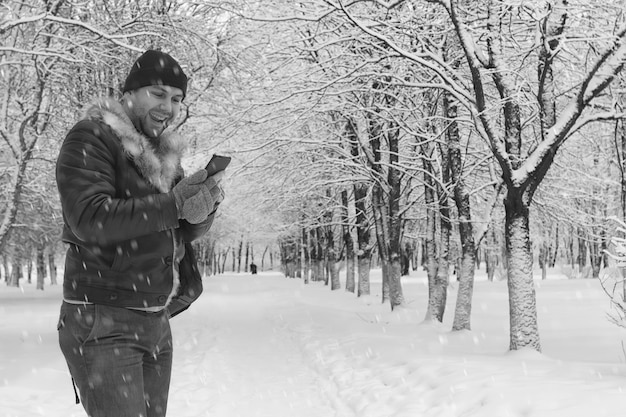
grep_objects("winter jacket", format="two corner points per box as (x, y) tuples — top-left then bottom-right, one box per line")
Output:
(56, 98), (213, 311)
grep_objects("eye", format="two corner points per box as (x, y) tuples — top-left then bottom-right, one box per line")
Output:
(147, 89), (164, 98)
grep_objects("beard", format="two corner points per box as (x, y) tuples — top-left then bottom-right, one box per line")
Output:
(127, 103), (171, 140)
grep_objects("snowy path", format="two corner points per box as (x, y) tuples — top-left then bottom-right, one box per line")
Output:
(3, 270), (626, 417)
(166, 274), (626, 417)
(168, 277), (349, 417)
(166, 275), (458, 417)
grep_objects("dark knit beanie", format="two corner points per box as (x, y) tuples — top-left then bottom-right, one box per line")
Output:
(122, 50), (188, 98)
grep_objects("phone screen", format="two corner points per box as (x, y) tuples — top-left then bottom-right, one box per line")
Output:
(205, 155), (231, 176)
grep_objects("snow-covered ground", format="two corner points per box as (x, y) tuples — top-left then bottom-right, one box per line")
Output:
(1, 268), (625, 417)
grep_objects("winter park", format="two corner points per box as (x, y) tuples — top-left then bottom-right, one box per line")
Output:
(4, 1), (626, 416)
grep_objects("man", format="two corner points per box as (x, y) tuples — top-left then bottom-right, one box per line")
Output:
(56, 49), (221, 417)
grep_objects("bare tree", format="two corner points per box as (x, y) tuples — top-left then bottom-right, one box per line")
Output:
(311, 0), (626, 351)
(1, 0), (254, 278)
(428, 0), (626, 350)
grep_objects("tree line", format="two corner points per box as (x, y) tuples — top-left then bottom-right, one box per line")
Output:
(2, 0), (626, 353)
(240, 0), (626, 352)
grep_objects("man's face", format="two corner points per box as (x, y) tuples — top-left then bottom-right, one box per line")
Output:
(124, 85), (184, 139)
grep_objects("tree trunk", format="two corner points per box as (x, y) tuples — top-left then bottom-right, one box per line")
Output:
(389, 257), (403, 307)
(423, 156), (444, 321)
(207, 244), (215, 276)
(567, 232), (575, 269)
(36, 245), (45, 290)
(308, 228), (317, 281)
(505, 191), (541, 351)
(237, 238), (243, 273)
(549, 224), (559, 268)
(313, 259), (323, 282)
(221, 247), (230, 274)
(400, 242), (410, 276)
(577, 229), (587, 276)
(366, 81), (404, 310)
(420, 239), (427, 270)
(348, 111), (372, 297)
(301, 227), (310, 284)
(452, 206), (475, 330)
(341, 190), (356, 293)
(327, 227), (340, 291)
(26, 252), (33, 284)
(4, 256), (10, 284)
(262, 245), (270, 272)
(589, 239), (602, 279)
(446, 92), (476, 331)
(316, 228), (325, 282)
(0, 123), (40, 255)
(357, 256), (371, 297)
(345, 251), (355, 292)
(8, 254), (21, 287)
(324, 255), (330, 286)
(354, 183), (371, 297)
(380, 258), (390, 304)
(485, 248), (496, 282)
(434, 187), (450, 322)
(244, 242), (250, 273)
(483, 224), (499, 282)
(386, 123), (405, 310)
(373, 186), (392, 306)
(280, 238), (300, 278)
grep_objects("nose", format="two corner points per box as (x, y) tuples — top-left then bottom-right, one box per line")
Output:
(159, 99), (172, 113)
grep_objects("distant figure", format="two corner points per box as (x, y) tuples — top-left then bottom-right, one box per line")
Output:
(250, 262), (258, 275)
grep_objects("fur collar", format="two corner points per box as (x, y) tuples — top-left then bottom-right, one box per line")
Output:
(82, 98), (187, 193)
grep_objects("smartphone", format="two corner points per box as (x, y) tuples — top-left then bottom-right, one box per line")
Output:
(205, 154), (231, 176)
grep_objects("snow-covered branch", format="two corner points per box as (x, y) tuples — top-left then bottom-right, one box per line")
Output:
(511, 25), (626, 187)
(335, 1), (475, 106)
(0, 12), (46, 33)
(442, 1), (512, 181)
(42, 15), (145, 51)
(1, 12), (145, 52)
(0, 46), (83, 63)
(579, 25), (626, 108)
(567, 111), (626, 136)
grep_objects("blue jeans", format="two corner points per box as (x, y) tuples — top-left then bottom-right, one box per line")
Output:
(58, 302), (173, 417)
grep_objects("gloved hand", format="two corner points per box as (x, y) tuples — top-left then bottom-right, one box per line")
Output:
(183, 180), (224, 224)
(172, 170), (224, 224)
(172, 169), (208, 214)
(210, 170), (226, 208)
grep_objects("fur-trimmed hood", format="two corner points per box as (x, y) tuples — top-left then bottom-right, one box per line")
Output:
(82, 98), (186, 193)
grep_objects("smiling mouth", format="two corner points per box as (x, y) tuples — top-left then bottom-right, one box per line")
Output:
(149, 113), (169, 124)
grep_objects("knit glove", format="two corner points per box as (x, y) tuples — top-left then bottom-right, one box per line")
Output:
(182, 180), (223, 224)
(172, 170), (224, 224)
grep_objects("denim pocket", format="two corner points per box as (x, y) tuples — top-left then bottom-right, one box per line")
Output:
(57, 311), (66, 331)
(60, 303), (100, 345)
